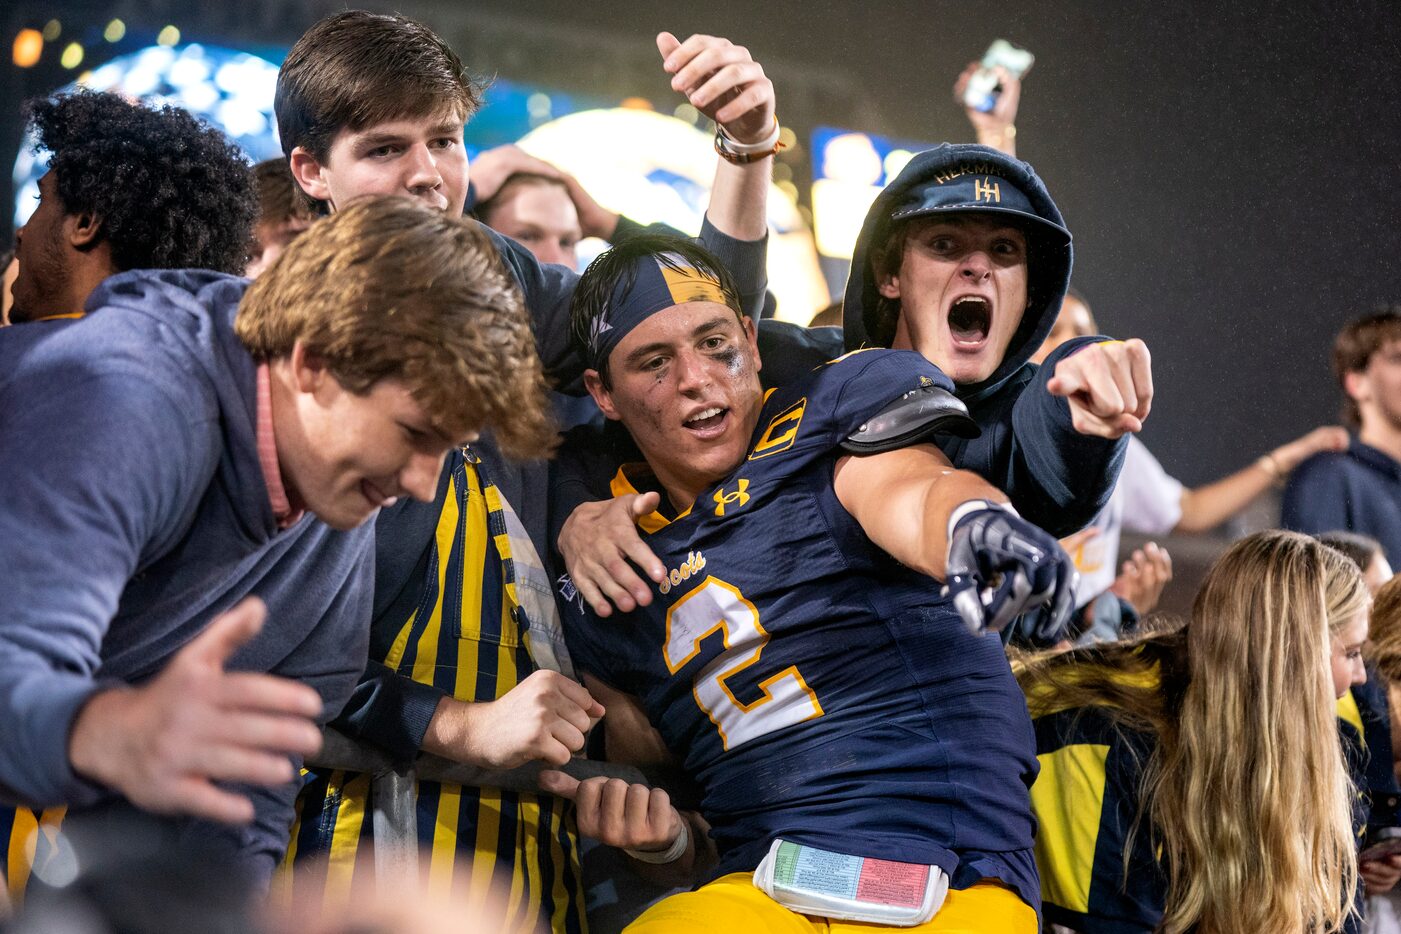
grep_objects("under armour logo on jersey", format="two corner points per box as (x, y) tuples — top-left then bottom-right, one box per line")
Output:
(713, 479), (751, 516)
(975, 178), (1001, 203)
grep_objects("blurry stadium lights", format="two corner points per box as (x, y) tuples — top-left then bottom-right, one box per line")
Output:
(42, 20), (61, 41)
(884, 148), (915, 180)
(157, 26), (180, 47)
(811, 127), (935, 261)
(14, 43), (284, 229)
(12, 29), (43, 68)
(104, 19), (126, 43)
(60, 42), (83, 69)
(822, 133), (883, 186)
(518, 108), (829, 323)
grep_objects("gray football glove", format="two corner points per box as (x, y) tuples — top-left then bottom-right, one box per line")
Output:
(944, 502), (1077, 647)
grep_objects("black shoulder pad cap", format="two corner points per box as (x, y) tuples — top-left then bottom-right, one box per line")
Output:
(841, 383), (981, 454)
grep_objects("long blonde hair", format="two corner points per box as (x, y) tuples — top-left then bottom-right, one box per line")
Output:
(1019, 530), (1366, 934)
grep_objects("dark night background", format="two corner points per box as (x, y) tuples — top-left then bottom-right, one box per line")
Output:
(3, 0), (1400, 488)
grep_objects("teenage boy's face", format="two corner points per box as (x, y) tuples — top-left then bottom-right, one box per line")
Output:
(586, 302), (763, 507)
(292, 111), (468, 215)
(878, 214), (1029, 385)
(278, 353), (467, 530)
(1349, 339), (1401, 433)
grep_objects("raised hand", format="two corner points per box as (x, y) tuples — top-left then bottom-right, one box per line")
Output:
(1109, 542), (1174, 617)
(953, 61), (1021, 155)
(67, 597), (325, 825)
(656, 32), (775, 146)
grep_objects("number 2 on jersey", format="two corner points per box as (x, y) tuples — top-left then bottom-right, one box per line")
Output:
(663, 577), (823, 750)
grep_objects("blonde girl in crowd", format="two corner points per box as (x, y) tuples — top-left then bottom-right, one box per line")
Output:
(1021, 530), (1367, 933)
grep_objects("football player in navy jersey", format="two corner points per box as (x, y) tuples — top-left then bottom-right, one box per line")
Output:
(542, 235), (1074, 932)
(556, 146), (1156, 654)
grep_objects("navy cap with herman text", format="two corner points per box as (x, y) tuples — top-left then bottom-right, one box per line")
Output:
(890, 160), (1070, 245)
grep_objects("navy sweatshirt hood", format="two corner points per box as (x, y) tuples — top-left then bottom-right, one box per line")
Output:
(85, 269), (268, 535)
(842, 144), (1073, 406)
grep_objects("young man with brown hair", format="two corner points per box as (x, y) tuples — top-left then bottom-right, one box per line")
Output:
(474, 171), (582, 269)
(1284, 309), (1401, 564)
(270, 12), (776, 929)
(0, 198), (553, 891)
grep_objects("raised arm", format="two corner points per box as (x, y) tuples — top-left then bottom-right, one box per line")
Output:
(1174, 425), (1348, 533)
(485, 32), (775, 392)
(953, 61), (1021, 157)
(1004, 336), (1147, 536)
(657, 31), (774, 243)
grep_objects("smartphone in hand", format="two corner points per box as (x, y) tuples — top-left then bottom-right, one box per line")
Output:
(963, 40), (1035, 113)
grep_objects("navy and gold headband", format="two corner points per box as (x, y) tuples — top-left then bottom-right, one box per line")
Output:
(586, 253), (733, 370)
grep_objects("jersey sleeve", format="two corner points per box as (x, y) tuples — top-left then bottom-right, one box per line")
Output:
(754, 348), (957, 462)
(553, 574), (630, 694)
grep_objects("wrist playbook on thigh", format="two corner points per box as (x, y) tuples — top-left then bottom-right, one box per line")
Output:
(751, 839), (949, 926)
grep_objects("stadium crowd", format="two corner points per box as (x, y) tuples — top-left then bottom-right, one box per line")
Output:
(1, 11), (1399, 934)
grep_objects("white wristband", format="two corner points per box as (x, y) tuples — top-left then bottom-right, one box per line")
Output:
(625, 819), (690, 864)
(717, 118), (781, 154)
(946, 498), (1017, 545)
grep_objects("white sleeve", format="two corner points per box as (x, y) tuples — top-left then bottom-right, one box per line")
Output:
(1117, 436), (1184, 535)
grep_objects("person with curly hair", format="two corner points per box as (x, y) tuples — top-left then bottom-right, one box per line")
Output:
(9, 89), (256, 323)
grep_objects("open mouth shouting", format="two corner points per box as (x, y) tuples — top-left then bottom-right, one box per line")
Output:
(683, 405), (730, 439)
(948, 295), (993, 349)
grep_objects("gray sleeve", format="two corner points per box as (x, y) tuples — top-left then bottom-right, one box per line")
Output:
(696, 216), (768, 321)
(0, 365), (212, 806)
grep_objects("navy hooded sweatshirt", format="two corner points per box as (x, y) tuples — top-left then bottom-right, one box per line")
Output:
(0, 271), (372, 884)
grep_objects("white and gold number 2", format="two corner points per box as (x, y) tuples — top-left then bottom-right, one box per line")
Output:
(663, 577), (823, 750)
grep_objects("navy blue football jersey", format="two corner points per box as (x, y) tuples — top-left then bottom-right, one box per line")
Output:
(559, 349), (1040, 908)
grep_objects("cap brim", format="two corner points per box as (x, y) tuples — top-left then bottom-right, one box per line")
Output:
(888, 203), (1071, 246)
